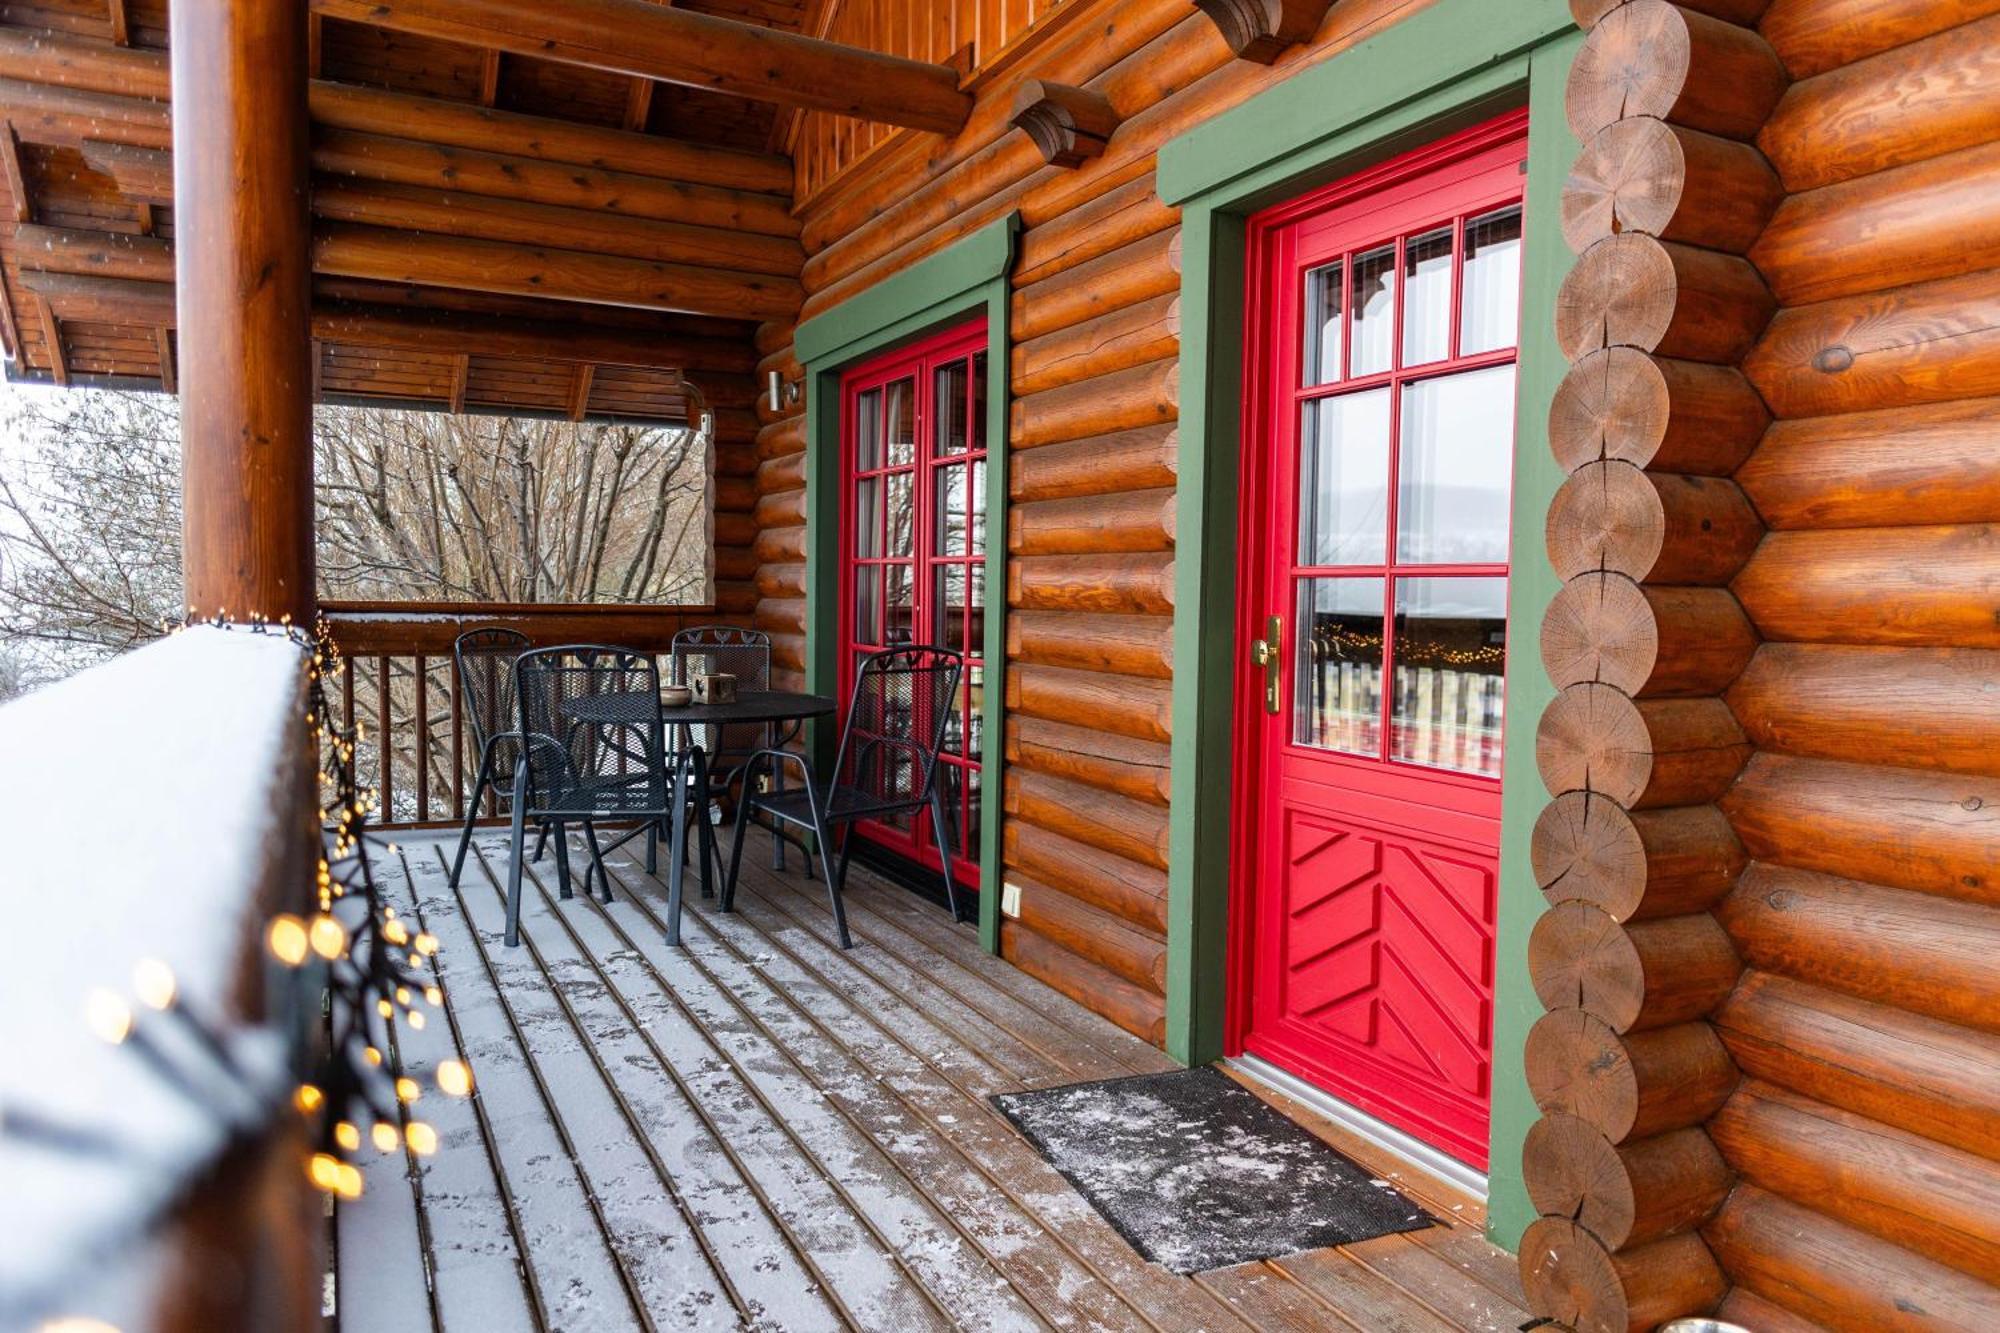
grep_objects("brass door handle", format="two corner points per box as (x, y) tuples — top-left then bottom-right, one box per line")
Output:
(1251, 615), (1282, 715)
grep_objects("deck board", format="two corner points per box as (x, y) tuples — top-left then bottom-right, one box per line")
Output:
(332, 830), (1521, 1333)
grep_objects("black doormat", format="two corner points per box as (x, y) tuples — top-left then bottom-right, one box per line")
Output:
(993, 1066), (1435, 1273)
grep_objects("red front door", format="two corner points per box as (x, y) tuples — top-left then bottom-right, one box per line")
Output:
(1230, 114), (1529, 1169)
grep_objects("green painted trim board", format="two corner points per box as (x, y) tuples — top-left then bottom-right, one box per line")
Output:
(1159, 0), (1579, 1252)
(798, 212), (1019, 954)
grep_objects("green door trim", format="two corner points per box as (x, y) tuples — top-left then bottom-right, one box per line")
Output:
(1158, 0), (1579, 1250)
(796, 212), (1019, 954)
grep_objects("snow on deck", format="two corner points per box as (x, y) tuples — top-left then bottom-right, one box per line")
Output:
(336, 830), (1527, 1332)
(0, 627), (306, 1320)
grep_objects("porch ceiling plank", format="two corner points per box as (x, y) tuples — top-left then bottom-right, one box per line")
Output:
(0, 27), (796, 196)
(304, 0), (974, 134)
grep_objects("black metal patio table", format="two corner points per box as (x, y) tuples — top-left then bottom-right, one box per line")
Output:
(562, 689), (836, 942)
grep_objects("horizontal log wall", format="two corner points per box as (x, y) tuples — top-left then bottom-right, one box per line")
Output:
(1530, 1), (2000, 1328)
(753, 0), (1438, 1045)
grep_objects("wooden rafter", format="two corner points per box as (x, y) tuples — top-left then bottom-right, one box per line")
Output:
(34, 291), (66, 384)
(567, 363), (595, 420)
(154, 325), (175, 392)
(306, 0), (974, 134)
(0, 120), (29, 223)
(448, 353), (470, 412)
(1191, 0), (1335, 63)
(105, 0), (129, 45)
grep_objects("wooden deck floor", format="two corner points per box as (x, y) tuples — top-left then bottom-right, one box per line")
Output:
(333, 827), (1528, 1333)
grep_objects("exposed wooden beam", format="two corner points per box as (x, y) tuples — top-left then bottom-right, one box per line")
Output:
(306, 0), (974, 134)
(78, 139), (172, 203)
(567, 363), (594, 420)
(154, 325), (175, 391)
(0, 28), (796, 195)
(106, 0), (130, 46)
(17, 272), (758, 374)
(477, 49), (501, 106)
(1191, 0), (1335, 62)
(16, 222), (173, 280)
(1010, 80), (1119, 169)
(622, 77), (653, 133)
(312, 222), (802, 319)
(0, 77), (170, 150)
(447, 352), (469, 412)
(33, 292), (66, 384)
(0, 120), (30, 222)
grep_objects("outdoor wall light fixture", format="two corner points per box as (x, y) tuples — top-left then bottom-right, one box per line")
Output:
(767, 371), (802, 411)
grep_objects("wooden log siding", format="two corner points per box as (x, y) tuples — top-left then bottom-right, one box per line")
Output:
(1526, 0), (2000, 1326)
(1522, 3), (1785, 1327)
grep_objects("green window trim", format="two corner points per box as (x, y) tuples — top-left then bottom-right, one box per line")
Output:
(795, 212), (1019, 955)
(1157, 0), (1579, 1251)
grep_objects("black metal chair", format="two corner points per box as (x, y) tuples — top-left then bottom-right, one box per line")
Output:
(669, 625), (787, 879)
(449, 627), (552, 889)
(723, 645), (965, 948)
(502, 645), (712, 948)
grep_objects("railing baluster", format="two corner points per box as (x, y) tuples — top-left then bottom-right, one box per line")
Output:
(341, 657), (354, 734)
(450, 656), (464, 822)
(414, 653), (429, 823)
(377, 655), (393, 821)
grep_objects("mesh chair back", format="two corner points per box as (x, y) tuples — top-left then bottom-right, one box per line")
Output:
(670, 625), (772, 759)
(513, 645), (669, 815)
(832, 646), (964, 815)
(454, 627), (529, 760)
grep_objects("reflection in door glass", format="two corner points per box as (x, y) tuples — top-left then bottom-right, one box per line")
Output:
(1298, 389), (1391, 567)
(1402, 226), (1455, 367)
(1397, 366), (1517, 565)
(885, 377), (916, 465)
(1303, 260), (1345, 385)
(1390, 577), (1507, 776)
(1294, 577), (1385, 756)
(1461, 206), (1523, 355)
(855, 389), (882, 471)
(936, 360), (969, 455)
(1349, 245), (1397, 377)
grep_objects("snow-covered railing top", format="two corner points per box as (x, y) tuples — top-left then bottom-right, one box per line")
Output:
(0, 627), (310, 1327)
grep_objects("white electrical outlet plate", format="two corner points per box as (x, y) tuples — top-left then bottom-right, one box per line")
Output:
(1000, 880), (1023, 919)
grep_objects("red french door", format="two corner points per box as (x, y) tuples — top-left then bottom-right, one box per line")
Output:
(1230, 113), (1529, 1169)
(838, 321), (986, 889)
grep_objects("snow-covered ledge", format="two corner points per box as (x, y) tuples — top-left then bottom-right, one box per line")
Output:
(0, 627), (318, 1330)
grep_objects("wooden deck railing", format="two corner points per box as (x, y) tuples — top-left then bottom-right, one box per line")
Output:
(320, 601), (725, 828)
(0, 627), (320, 1329)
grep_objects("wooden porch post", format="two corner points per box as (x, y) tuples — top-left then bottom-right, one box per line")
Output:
(173, 0), (315, 623)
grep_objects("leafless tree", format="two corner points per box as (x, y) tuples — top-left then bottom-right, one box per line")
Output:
(0, 387), (710, 696)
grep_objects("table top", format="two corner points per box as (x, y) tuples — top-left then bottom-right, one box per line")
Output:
(565, 688), (836, 727)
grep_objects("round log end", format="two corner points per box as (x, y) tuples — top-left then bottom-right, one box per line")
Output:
(1565, 0), (1692, 140)
(1520, 1215), (1636, 1333)
(1547, 460), (1668, 583)
(1555, 233), (1679, 362)
(1523, 1112), (1640, 1249)
(1529, 899), (1648, 1030)
(1532, 790), (1650, 920)
(1536, 679), (1654, 805)
(1549, 347), (1672, 471)
(1561, 117), (1687, 253)
(1541, 571), (1659, 694)
(1526, 1008), (1642, 1139)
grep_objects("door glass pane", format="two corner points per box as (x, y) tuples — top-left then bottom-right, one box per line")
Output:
(934, 462), (967, 556)
(1461, 206), (1523, 354)
(885, 564), (914, 644)
(1299, 388), (1391, 567)
(968, 458), (986, 555)
(964, 663), (984, 759)
(853, 565), (882, 645)
(853, 477), (881, 557)
(967, 561), (984, 653)
(1295, 577), (1384, 756)
(1350, 244), (1396, 377)
(855, 388), (881, 471)
(963, 759), (982, 861)
(936, 360), (969, 455)
(1391, 577), (1507, 777)
(970, 352), (986, 452)
(934, 564), (967, 652)
(1397, 366), (1516, 565)
(886, 472), (914, 555)
(885, 376), (916, 465)
(1402, 225), (1454, 367)
(1303, 260), (1345, 386)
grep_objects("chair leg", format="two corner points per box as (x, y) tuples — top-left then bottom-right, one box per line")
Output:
(645, 820), (658, 874)
(448, 758), (491, 888)
(692, 750), (719, 906)
(722, 790), (755, 914)
(532, 822), (550, 862)
(811, 802), (851, 950)
(582, 820), (613, 903)
(553, 821), (574, 900)
(929, 787), (964, 924)
(503, 764), (529, 948)
(664, 752), (690, 946)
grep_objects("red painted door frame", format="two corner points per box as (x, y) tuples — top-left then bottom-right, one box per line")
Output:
(837, 319), (987, 887)
(1227, 112), (1529, 1168)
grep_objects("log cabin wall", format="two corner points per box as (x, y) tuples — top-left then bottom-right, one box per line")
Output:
(751, 0), (1453, 1052)
(1522, 1), (2000, 1329)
